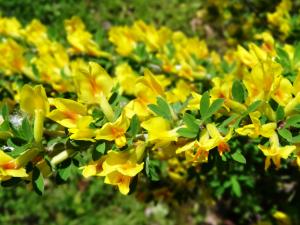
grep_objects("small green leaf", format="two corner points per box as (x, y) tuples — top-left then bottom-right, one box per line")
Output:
(157, 97), (172, 119)
(96, 143), (106, 154)
(183, 113), (199, 132)
(245, 100), (262, 114)
(232, 80), (245, 103)
(207, 98), (224, 117)
(18, 118), (33, 141)
(7, 139), (31, 157)
(292, 135), (300, 143)
(231, 176), (241, 197)
(285, 115), (300, 128)
(148, 97), (172, 120)
(58, 159), (73, 181)
(32, 167), (44, 195)
(294, 104), (300, 112)
(231, 151), (246, 164)
(293, 42), (300, 66)
(278, 128), (292, 141)
(177, 128), (198, 138)
(220, 114), (239, 130)
(128, 114), (140, 137)
(200, 91), (210, 119)
(0, 104), (10, 131)
(93, 142), (106, 160)
(276, 47), (291, 69)
(145, 154), (160, 181)
(276, 106), (285, 121)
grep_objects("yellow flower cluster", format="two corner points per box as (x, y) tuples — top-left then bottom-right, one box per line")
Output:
(0, 0), (299, 196)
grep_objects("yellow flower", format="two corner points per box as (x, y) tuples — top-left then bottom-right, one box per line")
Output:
(0, 150), (28, 181)
(64, 17), (109, 57)
(22, 19), (49, 46)
(272, 77), (293, 106)
(82, 156), (107, 178)
(292, 70), (300, 95)
(47, 98), (87, 128)
(96, 111), (130, 148)
(237, 45), (259, 68)
(267, 0), (291, 38)
(142, 117), (178, 148)
(255, 32), (275, 55)
(243, 59), (282, 103)
(104, 171), (132, 195)
(101, 148), (144, 177)
(176, 128), (216, 163)
(115, 63), (138, 95)
(166, 80), (191, 103)
(125, 69), (165, 119)
(109, 26), (137, 56)
(273, 211), (292, 225)
(133, 20), (171, 51)
(236, 111), (276, 138)
(69, 116), (96, 141)
(206, 123), (233, 156)
(20, 84), (49, 116)
(138, 69), (164, 97)
(258, 133), (295, 170)
(285, 93), (300, 116)
(74, 61), (114, 121)
(0, 39), (27, 76)
(82, 142), (145, 195)
(0, 16), (22, 38)
(186, 92), (202, 111)
(74, 61), (113, 104)
(20, 85), (49, 142)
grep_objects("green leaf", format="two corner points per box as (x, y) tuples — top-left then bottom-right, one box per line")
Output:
(0, 104), (10, 131)
(177, 128), (198, 138)
(294, 104), (300, 112)
(18, 118), (33, 141)
(285, 115), (300, 128)
(58, 159), (73, 181)
(292, 135), (300, 143)
(183, 113), (199, 132)
(145, 154), (160, 181)
(276, 106), (285, 121)
(293, 42), (300, 66)
(96, 143), (106, 154)
(244, 100), (262, 114)
(231, 151), (246, 164)
(232, 80), (245, 103)
(148, 97), (172, 120)
(128, 114), (140, 137)
(7, 139), (31, 157)
(276, 47), (291, 69)
(200, 91), (210, 119)
(207, 98), (224, 118)
(93, 142), (106, 160)
(278, 128), (292, 142)
(231, 176), (241, 197)
(32, 167), (44, 195)
(219, 114), (239, 130)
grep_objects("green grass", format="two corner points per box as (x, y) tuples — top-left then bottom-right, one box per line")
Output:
(0, 176), (169, 225)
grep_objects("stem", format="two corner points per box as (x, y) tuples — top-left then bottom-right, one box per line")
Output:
(50, 149), (75, 166)
(34, 109), (44, 143)
(99, 93), (114, 122)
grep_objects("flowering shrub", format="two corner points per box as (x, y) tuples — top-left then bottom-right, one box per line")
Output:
(0, 0), (300, 224)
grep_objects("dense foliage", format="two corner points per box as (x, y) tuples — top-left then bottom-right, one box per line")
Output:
(1, 0), (300, 224)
